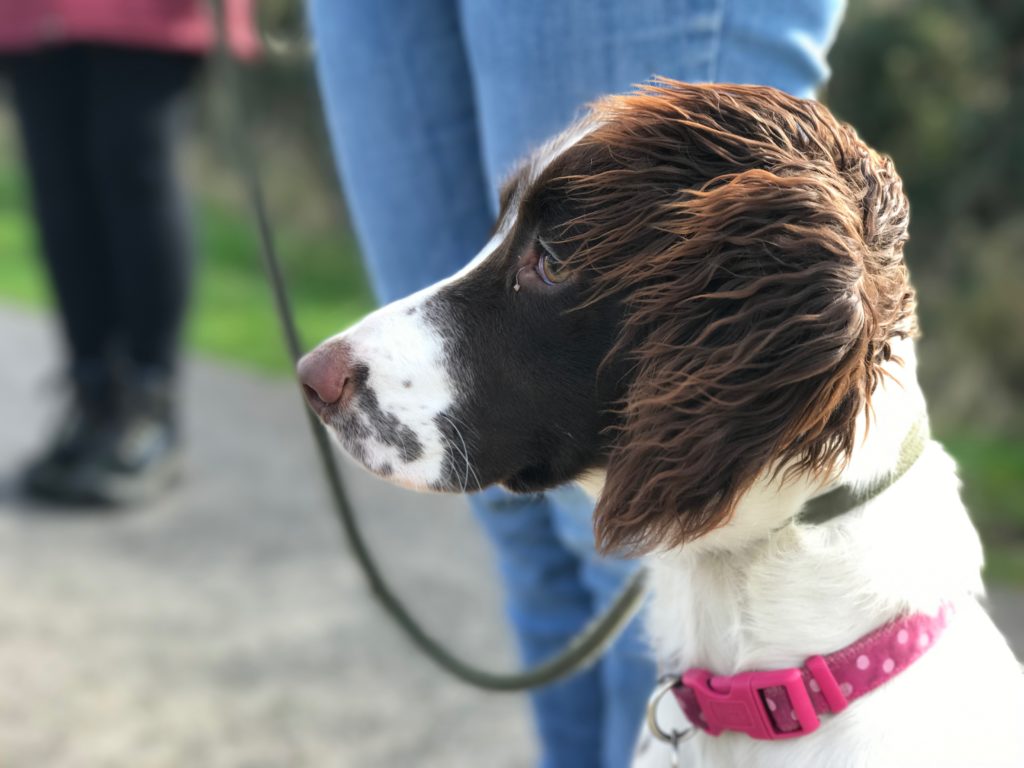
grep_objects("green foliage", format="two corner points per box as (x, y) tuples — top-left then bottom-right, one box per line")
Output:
(0, 158), (42, 304)
(185, 201), (374, 372)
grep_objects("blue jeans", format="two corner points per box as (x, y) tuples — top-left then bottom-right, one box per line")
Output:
(310, 2), (844, 765)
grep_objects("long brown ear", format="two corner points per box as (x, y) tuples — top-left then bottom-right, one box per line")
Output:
(593, 157), (910, 554)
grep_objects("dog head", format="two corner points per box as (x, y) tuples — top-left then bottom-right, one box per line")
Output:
(299, 80), (914, 554)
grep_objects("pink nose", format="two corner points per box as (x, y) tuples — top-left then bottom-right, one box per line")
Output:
(297, 339), (356, 412)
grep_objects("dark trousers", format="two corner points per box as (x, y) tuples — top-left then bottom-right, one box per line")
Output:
(9, 44), (199, 376)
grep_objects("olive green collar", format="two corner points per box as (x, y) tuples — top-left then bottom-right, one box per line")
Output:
(800, 416), (930, 525)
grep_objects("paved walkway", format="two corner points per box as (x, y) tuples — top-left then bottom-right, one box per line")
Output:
(0, 305), (1021, 768)
(0, 306), (532, 768)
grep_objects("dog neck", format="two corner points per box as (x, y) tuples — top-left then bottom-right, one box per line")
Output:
(580, 338), (931, 549)
(687, 336), (933, 553)
(581, 337), (985, 675)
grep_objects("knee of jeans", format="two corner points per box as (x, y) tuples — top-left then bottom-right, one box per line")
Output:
(715, 0), (846, 97)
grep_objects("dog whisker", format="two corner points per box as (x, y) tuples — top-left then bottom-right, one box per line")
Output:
(440, 413), (481, 492)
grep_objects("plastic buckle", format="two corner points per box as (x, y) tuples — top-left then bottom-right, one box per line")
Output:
(681, 667), (820, 741)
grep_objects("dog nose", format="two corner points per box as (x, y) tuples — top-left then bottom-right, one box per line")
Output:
(297, 339), (356, 413)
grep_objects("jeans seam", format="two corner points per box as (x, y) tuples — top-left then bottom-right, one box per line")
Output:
(708, 0), (725, 83)
(682, 0), (726, 83)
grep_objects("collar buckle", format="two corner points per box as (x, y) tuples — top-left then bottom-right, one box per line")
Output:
(678, 667), (820, 741)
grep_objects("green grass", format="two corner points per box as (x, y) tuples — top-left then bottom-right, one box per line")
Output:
(0, 159), (374, 374)
(187, 199), (374, 372)
(0, 165), (45, 305)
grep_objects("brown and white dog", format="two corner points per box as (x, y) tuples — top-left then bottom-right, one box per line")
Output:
(298, 81), (1024, 767)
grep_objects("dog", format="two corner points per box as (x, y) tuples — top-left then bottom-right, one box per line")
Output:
(297, 81), (1024, 767)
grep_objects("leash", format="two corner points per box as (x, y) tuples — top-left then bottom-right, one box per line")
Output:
(207, 0), (648, 692)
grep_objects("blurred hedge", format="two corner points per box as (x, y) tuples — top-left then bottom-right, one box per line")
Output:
(827, 0), (1024, 438)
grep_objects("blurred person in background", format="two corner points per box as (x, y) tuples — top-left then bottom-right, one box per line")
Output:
(310, 2), (845, 766)
(0, 1), (256, 505)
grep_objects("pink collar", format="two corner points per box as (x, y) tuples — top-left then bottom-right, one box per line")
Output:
(671, 605), (952, 741)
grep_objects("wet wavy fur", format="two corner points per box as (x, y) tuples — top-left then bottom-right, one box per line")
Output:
(550, 81), (915, 554)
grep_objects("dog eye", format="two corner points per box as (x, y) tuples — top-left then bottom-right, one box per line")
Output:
(535, 239), (568, 286)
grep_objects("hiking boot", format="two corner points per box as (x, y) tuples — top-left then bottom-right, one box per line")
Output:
(22, 365), (182, 506)
(21, 361), (118, 501)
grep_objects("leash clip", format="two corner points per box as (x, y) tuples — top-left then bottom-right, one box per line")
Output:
(646, 676), (695, 765)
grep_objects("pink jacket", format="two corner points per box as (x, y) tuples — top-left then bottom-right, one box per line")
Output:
(0, 0), (259, 58)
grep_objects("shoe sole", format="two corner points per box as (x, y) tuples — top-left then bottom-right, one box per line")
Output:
(22, 454), (184, 508)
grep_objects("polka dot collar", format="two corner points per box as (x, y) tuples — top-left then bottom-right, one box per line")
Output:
(672, 605), (953, 741)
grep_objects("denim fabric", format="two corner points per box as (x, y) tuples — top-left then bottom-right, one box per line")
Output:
(310, 2), (844, 765)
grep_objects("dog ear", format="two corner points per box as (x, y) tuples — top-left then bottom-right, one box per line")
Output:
(593, 157), (910, 554)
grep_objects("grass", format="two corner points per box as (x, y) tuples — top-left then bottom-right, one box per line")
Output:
(1, 157), (1023, 585)
(186, 199), (374, 372)
(0, 153), (374, 374)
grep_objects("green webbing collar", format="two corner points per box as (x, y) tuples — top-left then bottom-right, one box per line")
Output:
(800, 415), (930, 525)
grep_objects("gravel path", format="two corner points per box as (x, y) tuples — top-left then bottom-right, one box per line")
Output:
(0, 306), (533, 768)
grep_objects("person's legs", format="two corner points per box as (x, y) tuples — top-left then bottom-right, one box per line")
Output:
(472, 487), (606, 767)
(459, 0), (844, 201)
(716, 0), (845, 96)
(547, 486), (652, 768)
(310, 0), (493, 304)
(17, 45), (199, 504)
(460, 0), (843, 201)
(86, 46), (199, 377)
(459, 0), (732, 204)
(9, 47), (117, 371)
(9, 47), (127, 496)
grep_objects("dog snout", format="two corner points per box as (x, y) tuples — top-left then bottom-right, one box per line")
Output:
(298, 339), (358, 415)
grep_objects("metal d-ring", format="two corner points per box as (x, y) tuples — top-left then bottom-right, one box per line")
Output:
(646, 676), (697, 745)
